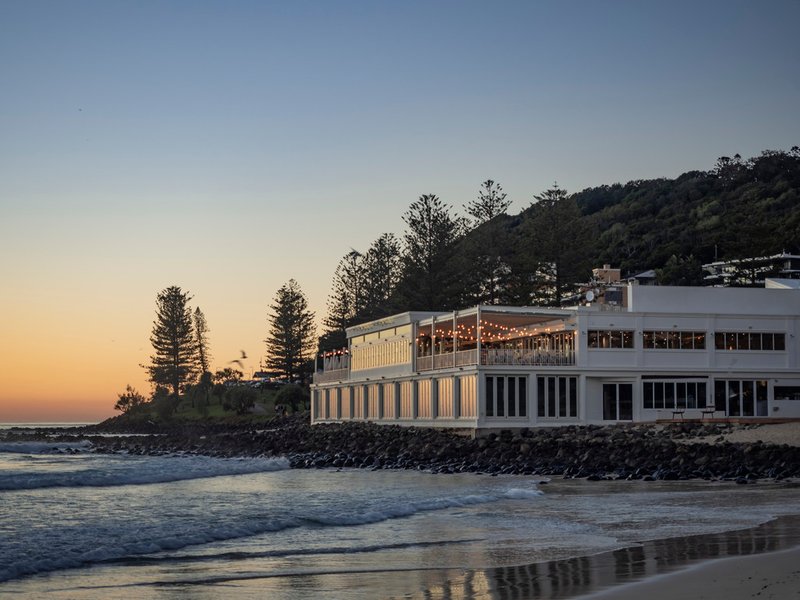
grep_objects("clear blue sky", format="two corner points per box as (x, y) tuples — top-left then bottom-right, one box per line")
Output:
(0, 0), (798, 419)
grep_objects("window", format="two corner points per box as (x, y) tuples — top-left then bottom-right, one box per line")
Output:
(603, 383), (633, 420)
(485, 376), (527, 418)
(714, 332), (785, 351)
(537, 376), (578, 418)
(588, 330), (635, 349)
(714, 380), (768, 416)
(775, 386), (800, 401)
(642, 331), (706, 350)
(643, 381), (707, 410)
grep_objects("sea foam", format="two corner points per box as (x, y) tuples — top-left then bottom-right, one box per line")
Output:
(0, 440), (92, 454)
(0, 481), (542, 583)
(0, 454), (291, 491)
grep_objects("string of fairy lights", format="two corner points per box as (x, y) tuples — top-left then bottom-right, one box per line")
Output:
(417, 319), (572, 344)
(320, 319), (575, 360)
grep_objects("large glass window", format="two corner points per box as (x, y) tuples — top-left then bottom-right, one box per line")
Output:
(643, 380), (707, 410)
(643, 331), (706, 350)
(775, 386), (800, 401)
(715, 332), (786, 351)
(485, 375), (527, 418)
(537, 376), (578, 418)
(714, 380), (768, 416)
(588, 330), (635, 349)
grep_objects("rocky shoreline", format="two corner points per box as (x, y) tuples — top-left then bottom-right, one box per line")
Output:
(8, 414), (799, 483)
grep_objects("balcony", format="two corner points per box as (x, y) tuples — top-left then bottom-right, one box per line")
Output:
(313, 369), (349, 384)
(416, 348), (574, 371)
(481, 348), (575, 366)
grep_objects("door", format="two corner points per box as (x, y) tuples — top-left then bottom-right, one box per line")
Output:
(603, 383), (633, 421)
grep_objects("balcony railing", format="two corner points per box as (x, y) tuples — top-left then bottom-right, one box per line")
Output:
(481, 348), (575, 366)
(313, 368), (349, 384)
(417, 348), (574, 371)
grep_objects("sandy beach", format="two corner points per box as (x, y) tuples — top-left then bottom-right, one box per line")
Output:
(583, 545), (800, 600)
(681, 421), (800, 448)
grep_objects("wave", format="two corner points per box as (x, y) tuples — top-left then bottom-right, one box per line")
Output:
(97, 538), (484, 567)
(0, 440), (92, 454)
(0, 485), (542, 583)
(0, 455), (291, 491)
(307, 488), (543, 527)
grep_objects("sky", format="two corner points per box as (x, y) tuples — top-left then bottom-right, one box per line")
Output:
(1, 0), (798, 422)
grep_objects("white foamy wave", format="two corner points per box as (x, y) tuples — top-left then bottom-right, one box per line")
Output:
(503, 488), (545, 499)
(0, 455), (291, 491)
(0, 440), (92, 454)
(0, 515), (303, 583)
(0, 479), (543, 584)
(310, 487), (542, 527)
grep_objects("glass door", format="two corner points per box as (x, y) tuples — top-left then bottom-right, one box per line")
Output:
(603, 383), (633, 421)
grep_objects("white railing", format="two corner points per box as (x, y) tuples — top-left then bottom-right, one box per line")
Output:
(417, 349), (479, 371)
(313, 368), (349, 384)
(480, 349), (575, 366)
(433, 354), (454, 369)
(455, 349), (478, 366)
(416, 348), (576, 371)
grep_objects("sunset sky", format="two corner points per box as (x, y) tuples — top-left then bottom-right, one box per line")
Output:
(1, 1), (798, 422)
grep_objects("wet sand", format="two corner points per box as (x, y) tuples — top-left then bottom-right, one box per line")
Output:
(582, 545), (800, 599)
(399, 515), (800, 599)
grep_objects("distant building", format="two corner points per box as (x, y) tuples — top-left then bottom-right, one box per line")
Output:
(703, 252), (800, 287)
(562, 264), (630, 308)
(628, 269), (658, 285)
(311, 284), (800, 432)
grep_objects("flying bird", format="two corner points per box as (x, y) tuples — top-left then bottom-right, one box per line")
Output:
(240, 350), (248, 359)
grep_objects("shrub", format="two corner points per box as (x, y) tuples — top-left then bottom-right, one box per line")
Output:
(225, 385), (259, 415)
(114, 385), (146, 414)
(274, 384), (309, 413)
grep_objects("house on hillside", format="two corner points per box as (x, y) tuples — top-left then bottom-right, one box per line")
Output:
(310, 284), (800, 432)
(703, 252), (800, 287)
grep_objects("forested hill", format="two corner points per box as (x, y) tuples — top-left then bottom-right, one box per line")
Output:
(320, 148), (799, 349)
(569, 148), (800, 281)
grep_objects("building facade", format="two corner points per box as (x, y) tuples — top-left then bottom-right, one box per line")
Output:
(311, 285), (800, 431)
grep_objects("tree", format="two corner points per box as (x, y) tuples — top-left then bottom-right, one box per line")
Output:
(460, 180), (513, 305)
(213, 368), (243, 384)
(193, 307), (212, 374)
(323, 250), (366, 346)
(114, 385), (146, 413)
(657, 254), (704, 286)
(265, 279), (316, 382)
(362, 233), (402, 319)
(465, 179), (511, 227)
(523, 185), (591, 305)
(146, 286), (198, 399)
(186, 370), (214, 411)
(395, 194), (466, 310)
(321, 234), (402, 355)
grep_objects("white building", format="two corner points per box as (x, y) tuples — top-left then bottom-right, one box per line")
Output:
(311, 285), (800, 432)
(703, 252), (800, 287)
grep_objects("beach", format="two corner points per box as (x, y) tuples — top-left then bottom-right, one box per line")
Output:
(1, 421), (798, 598)
(583, 545), (800, 600)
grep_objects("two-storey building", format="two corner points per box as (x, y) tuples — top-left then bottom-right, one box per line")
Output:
(311, 284), (800, 432)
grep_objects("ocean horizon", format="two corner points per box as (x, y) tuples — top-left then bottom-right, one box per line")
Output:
(0, 422), (98, 429)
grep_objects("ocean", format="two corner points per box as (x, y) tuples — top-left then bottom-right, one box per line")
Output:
(1, 434), (799, 599)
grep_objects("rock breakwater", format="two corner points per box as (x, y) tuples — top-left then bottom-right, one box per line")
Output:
(67, 415), (800, 482)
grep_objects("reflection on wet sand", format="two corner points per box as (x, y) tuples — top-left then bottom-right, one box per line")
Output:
(397, 515), (800, 600)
